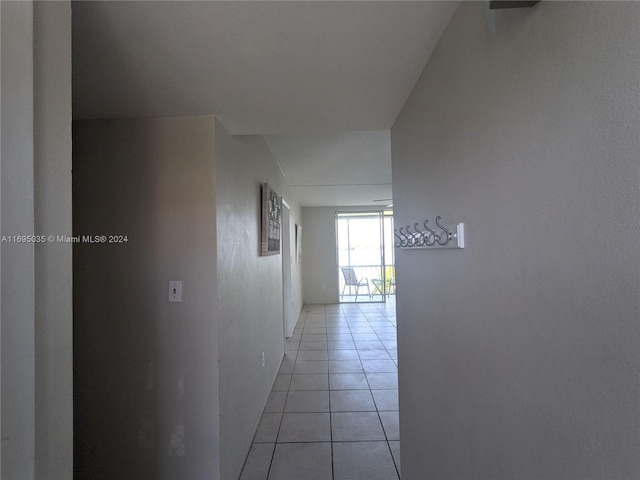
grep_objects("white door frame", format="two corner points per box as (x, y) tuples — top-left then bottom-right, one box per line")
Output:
(281, 200), (294, 337)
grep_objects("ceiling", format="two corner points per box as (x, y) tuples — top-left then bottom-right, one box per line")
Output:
(72, 1), (459, 206)
(264, 130), (392, 207)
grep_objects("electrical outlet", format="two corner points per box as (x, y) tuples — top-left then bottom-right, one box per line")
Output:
(261, 352), (265, 367)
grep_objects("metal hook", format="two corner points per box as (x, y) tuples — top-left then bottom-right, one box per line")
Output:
(409, 223), (424, 247)
(394, 229), (404, 248)
(405, 225), (417, 247)
(394, 229), (403, 248)
(398, 227), (409, 247)
(423, 220), (437, 246)
(396, 217), (462, 249)
(435, 216), (450, 246)
(414, 223), (426, 246)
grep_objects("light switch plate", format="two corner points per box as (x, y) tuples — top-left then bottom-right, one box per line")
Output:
(169, 281), (182, 303)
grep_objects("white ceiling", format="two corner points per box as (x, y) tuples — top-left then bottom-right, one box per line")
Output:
(72, 1), (459, 206)
(264, 130), (392, 206)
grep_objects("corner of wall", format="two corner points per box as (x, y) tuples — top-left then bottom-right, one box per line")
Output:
(214, 122), (304, 479)
(392, 2), (640, 478)
(73, 115), (220, 479)
(301, 207), (339, 305)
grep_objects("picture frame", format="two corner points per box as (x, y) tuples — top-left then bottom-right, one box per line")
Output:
(261, 183), (281, 256)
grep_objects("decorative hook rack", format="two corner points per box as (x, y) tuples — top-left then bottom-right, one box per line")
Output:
(395, 216), (464, 249)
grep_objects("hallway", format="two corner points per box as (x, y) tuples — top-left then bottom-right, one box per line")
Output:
(240, 301), (400, 479)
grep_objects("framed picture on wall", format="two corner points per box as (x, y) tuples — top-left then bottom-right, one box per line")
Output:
(295, 224), (302, 263)
(261, 183), (281, 256)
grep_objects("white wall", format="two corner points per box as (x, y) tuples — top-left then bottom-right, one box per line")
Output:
(301, 207), (339, 305)
(291, 217), (303, 334)
(215, 120), (303, 479)
(73, 116), (304, 480)
(73, 116), (220, 480)
(33, 2), (74, 477)
(1, 3), (36, 476)
(1, 2), (73, 478)
(288, 207), (304, 338)
(392, 2), (640, 479)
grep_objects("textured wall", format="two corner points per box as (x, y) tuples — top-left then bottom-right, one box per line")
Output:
(1, 3), (36, 477)
(215, 120), (303, 479)
(33, 2), (74, 477)
(392, 2), (640, 479)
(1, 2), (73, 478)
(301, 207), (340, 305)
(73, 116), (304, 480)
(73, 116), (219, 480)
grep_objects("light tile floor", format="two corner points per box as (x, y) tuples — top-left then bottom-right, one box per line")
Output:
(240, 301), (400, 480)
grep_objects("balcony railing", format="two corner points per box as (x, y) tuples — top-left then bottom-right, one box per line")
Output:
(338, 264), (396, 302)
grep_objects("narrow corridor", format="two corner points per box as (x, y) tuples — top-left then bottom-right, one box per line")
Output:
(240, 301), (400, 479)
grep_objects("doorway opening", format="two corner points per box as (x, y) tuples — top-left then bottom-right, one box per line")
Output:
(281, 200), (296, 338)
(336, 210), (395, 303)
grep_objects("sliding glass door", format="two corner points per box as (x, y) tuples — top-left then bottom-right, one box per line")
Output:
(336, 211), (394, 303)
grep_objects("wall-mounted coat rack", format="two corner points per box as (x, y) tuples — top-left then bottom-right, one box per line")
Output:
(394, 216), (464, 249)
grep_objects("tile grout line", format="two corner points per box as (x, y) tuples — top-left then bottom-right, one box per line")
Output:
(363, 305), (402, 479)
(265, 307), (306, 479)
(324, 306), (337, 480)
(244, 301), (398, 479)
